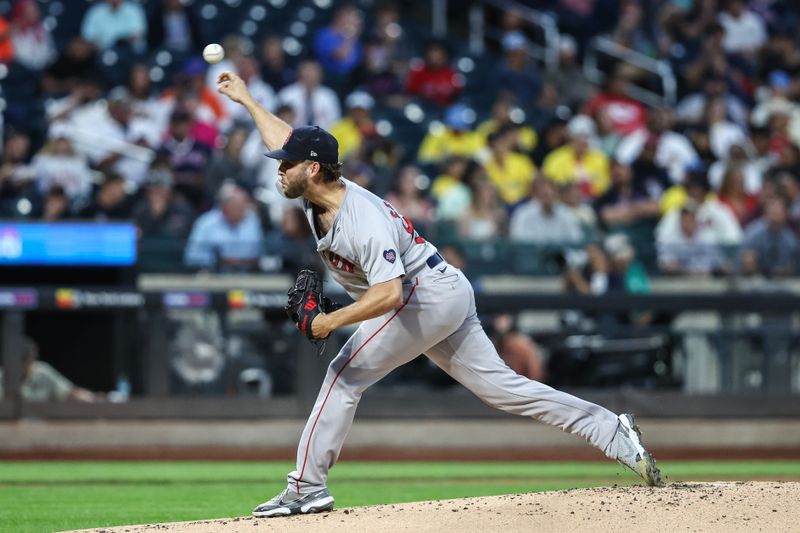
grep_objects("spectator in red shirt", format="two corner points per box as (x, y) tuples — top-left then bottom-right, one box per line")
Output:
(583, 67), (646, 136)
(405, 39), (462, 106)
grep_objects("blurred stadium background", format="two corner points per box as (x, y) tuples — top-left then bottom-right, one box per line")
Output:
(1, 0), (800, 466)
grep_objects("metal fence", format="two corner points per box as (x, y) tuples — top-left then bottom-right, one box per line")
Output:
(2, 283), (799, 420)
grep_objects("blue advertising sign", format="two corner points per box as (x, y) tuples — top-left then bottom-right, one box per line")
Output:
(0, 223), (137, 266)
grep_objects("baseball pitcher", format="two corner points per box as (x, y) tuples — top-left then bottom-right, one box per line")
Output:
(216, 71), (662, 518)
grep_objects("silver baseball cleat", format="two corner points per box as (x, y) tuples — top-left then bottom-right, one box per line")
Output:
(252, 487), (335, 517)
(614, 413), (663, 487)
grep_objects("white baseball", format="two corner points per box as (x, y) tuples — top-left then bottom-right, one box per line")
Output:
(203, 43), (225, 64)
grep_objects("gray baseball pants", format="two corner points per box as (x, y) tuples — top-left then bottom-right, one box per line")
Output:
(287, 263), (621, 493)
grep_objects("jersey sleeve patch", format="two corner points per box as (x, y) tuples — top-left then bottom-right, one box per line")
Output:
(383, 249), (397, 264)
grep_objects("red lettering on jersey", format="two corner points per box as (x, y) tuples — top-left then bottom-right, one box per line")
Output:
(328, 252), (355, 273)
(383, 202), (427, 245)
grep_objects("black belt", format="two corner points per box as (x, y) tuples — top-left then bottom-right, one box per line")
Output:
(426, 252), (444, 269)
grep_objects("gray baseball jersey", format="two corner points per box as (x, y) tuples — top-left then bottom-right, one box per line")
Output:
(283, 176), (624, 495)
(302, 179), (437, 299)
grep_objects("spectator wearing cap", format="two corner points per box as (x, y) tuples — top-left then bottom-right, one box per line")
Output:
(158, 107), (213, 209)
(405, 39), (463, 107)
(751, 71), (800, 150)
(656, 200), (730, 276)
(277, 59), (341, 129)
(741, 197), (799, 277)
(657, 170), (742, 246)
(476, 96), (538, 153)
(80, 0), (147, 53)
(329, 91), (377, 160)
(480, 124), (536, 206)
(582, 67), (646, 136)
(313, 4), (363, 79)
(132, 167), (194, 238)
(496, 31), (542, 110)
(509, 177), (582, 244)
(718, 0), (767, 56)
(74, 171), (134, 221)
(30, 122), (93, 200)
(184, 182), (264, 273)
(418, 103), (485, 163)
(542, 115), (610, 198)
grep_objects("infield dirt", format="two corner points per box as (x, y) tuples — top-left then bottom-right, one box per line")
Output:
(74, 481), (799, 533)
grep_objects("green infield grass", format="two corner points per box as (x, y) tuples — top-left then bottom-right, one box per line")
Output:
(1, 460), (799, 533)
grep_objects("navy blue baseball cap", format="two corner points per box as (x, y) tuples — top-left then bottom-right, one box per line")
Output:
(264, 126), (339, 164)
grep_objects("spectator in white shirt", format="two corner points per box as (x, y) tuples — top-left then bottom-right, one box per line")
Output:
(718, 0), (767, 55)
(616, 107), (698, 184)
(31, 122), (93, 199)
(9, 0), (55, 71)
(277, 59), (341, 129)
(657, 201), (728, 276)
(66, 87), (156, 189)
(510, 177), (582, 244)
(656, 171), (743, 247)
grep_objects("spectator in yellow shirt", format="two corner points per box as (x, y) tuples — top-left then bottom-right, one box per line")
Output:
(431, 156), (469, 199)
(542, 115), (610, 198)
(476, 96), (537, 152)
(482, 124), (537, 206)
(418, 103), (485, 163)
(329, 91), (377, 160)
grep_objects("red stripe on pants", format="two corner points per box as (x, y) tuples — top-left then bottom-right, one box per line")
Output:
(295, 280), (418, 493)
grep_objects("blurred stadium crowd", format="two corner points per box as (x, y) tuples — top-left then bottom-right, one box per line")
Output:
(2, 0), (800, 280)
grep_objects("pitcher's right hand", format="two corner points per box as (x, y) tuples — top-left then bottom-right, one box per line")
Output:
(217, 71), (250, 105)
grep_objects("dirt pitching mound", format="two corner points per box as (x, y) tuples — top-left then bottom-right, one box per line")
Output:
(77, 481), (799, 533)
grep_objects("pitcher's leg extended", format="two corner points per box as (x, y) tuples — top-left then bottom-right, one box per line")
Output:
(425, 312), (661, 485)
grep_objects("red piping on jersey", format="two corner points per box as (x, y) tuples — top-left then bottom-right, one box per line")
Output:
(295, 277), (419, 493)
